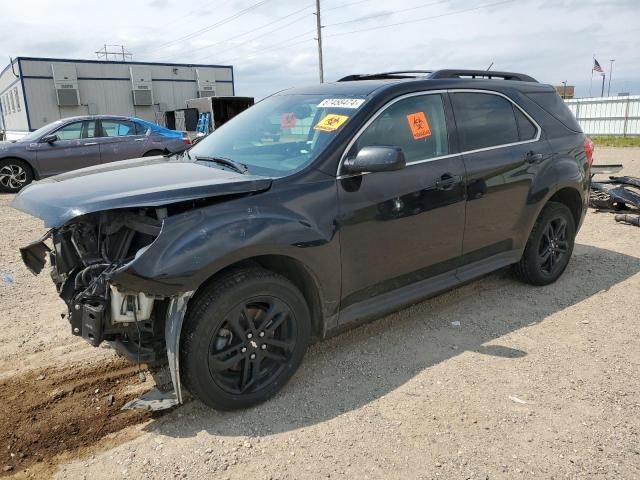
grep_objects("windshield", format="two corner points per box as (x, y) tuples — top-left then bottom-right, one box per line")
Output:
(18, 121), (63, 142)
(188, 94), (366, 177)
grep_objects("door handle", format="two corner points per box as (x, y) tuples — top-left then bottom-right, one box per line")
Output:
(526, 151), (545, 164)
(83, 142), (98, 146)
(134, 138), (146, 142)
(435, 173), (458, 190)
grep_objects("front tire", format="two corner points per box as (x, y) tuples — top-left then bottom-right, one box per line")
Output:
(180, 268), (311, 410)
(513, 202), (576, 285)
(0, 158), (33, 193)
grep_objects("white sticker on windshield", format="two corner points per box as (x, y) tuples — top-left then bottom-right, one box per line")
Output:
(317, 98), (365, 109)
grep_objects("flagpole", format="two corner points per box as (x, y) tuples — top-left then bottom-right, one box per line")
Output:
(601, 74), (605, 97)
(590, 54), (594, 97)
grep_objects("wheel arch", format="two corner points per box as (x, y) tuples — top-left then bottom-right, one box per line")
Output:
(191, 254), (326, 342)
(0, 155), (38, 180)
(547, 186), (583, 228)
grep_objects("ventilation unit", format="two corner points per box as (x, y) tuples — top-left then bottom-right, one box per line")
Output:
(130, 66), (154, 106)
(196, 68), (217, 98)
(52, 64), (80, 106)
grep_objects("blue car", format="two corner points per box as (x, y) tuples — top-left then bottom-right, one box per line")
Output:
(0, 115), (191, 192)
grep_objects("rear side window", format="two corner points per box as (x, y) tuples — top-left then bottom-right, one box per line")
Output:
(133, 121), (148, 135)
(101, 120), (139, 137)
(451, 92), (520, 151)
(354, 93), (449, 163)
(514, 107), (537, 141)
(525, 92), (582, 132)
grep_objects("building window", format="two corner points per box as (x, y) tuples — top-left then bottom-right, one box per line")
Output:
(9, 94), (15, 114)
(14, 88), (20, 112)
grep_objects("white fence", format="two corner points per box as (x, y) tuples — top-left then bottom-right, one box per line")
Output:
(564, 95), (640, 136)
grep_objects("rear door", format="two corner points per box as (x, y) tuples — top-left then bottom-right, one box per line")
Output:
(337, 92), (466, 317)
(35, 120), (100, 177)
(449, 90), (550, 275)
(97, 119), (149, 164)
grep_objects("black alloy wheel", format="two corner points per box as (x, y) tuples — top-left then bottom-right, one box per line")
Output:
(181, 268), (311, 410)
(513, 201), (576, 286)
(537, 215), (570, 275)
(209, 297), (297, 395)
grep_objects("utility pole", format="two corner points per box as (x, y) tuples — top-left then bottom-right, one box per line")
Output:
(607, 59), (615, 96)
(315, 0), (324, 83)
(561, 80), (567, 99)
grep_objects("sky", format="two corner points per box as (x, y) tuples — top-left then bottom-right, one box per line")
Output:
(1, 0), (639, 100)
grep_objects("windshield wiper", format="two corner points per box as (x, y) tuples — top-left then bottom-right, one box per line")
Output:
(194, 155), (248, 174)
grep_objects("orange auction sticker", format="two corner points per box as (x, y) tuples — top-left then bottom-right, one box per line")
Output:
(314, 114), (349, 132)
(406, 112), (432, 139)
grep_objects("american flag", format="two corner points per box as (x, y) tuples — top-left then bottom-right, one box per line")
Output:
(593, 58), (604, 73)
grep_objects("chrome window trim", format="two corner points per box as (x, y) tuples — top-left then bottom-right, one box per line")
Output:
(336, 88), (542, 179)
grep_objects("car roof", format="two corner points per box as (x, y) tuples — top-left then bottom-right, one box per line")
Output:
(56, 115), (133, 123)
(277, 71), (556, 98)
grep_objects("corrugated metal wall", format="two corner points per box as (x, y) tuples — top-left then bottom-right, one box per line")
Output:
(16, 58), (234, 131)
(564, 96), (640, 136)
(0, 60), (29, 134)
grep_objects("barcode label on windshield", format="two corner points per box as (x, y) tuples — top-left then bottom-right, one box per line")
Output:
(318, 98), (365, 109)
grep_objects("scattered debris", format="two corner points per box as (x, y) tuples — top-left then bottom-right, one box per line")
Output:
(615, 214), (640, 227)
(122, 388), (178, 411)
(451, 320), (461, 328)
(509, 396), (528, 404)
(590, 174), (640, 217)
(0, 271), (14, 285)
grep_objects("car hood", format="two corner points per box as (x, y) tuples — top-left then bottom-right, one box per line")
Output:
(11, 156), (273, 228)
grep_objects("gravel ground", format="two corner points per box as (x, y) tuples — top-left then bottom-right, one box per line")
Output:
(0, 147), (639, 479)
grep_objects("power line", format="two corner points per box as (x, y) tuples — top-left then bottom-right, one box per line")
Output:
(324, 0), (514, 38)
(219, 36), (317, 65)
(143, 0), (275, 54)
(324, 0), (371, 11)
(159, 4), (314, 61)
(325, 0), (449, 28)
(155, 0), (375, 63)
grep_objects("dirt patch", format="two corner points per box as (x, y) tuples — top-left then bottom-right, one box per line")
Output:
(0, 358), (152, 477)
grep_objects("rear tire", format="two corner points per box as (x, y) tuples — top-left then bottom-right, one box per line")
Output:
(0, 158), (34, 193)
(180, 268), (311, 410)
(513, 201), (576, 285)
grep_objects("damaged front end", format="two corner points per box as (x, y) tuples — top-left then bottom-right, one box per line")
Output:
(21, 207), (190, 408)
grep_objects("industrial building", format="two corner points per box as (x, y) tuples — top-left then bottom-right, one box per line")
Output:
(0, 57), (234, 139)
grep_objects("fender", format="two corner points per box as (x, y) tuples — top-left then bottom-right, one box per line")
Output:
(110, 178), (341, 319)
(516, 134), (589, 248)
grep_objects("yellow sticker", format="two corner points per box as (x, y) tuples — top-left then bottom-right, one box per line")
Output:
(314, 114), (349, 132)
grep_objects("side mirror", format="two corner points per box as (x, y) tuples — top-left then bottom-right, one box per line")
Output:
(342, 146), (406, 174)
(40, 134), (58, 144)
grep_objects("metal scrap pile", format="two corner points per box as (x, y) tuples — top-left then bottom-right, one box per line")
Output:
(590, 171), (640, 227)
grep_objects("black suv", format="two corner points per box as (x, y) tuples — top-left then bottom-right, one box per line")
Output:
(13, 69), (592, 410)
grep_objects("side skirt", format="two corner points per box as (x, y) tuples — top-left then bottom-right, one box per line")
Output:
(331, 249), (522, 337)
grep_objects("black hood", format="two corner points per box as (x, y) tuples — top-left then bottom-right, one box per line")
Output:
(11, 156), (272, 227)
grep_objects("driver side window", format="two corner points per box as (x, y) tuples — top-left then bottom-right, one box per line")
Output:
(54, 122), (84, 141)
(355, 94), (449, 163)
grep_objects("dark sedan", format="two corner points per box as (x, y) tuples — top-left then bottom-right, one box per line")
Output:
(0, 115), (191, 192)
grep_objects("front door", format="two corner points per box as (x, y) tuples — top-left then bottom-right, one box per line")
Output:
(449, 91), (550, 273)
(35, 120), (100, 177)
(97, 119), (149, 164)
(337, 92), (466, 316)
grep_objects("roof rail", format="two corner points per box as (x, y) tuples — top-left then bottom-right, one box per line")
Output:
(337, 70), (432, 81)
(428, 69), (538, 82)
(337, 69), (538, 83)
